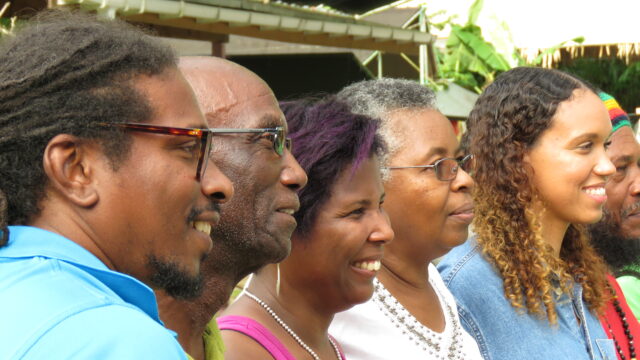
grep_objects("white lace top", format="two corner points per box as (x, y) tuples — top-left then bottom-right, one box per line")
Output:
(329, 263), (483, 360)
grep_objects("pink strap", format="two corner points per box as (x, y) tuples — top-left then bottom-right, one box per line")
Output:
(217, 315), (296, 360)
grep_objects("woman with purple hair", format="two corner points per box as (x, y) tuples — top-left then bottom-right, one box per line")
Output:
(217, 96), (394, 359)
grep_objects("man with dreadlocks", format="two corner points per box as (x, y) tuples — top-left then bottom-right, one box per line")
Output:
(0, 11), (235, 359)
(588, 93), (640, 360)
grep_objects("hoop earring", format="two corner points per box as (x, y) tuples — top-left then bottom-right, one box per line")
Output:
(243, 273), (253, 289)
(276, 263), (281, 296)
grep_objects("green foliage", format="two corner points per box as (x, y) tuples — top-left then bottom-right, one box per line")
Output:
(448, 24), (510, 72)
(559, 58), (640, 113)
(433, 0), (583, 93)
(1, 3), (17, 38)
(435, 0), (510, 93)
(0, 20), (15, 38)
(466, 0), (484, 26)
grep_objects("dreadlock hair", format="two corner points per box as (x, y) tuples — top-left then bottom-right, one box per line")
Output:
(0, 10), (177, 247)
(468, 67), (610, 324)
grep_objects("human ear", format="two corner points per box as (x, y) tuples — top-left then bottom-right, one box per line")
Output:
(42, 134), (100, 208)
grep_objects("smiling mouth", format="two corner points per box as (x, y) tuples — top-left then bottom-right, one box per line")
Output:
(623, 204), (640, 218)
(277, 208), (295, 215)
(353, 260), (381, 271)
(623, 208), (640, 218)
(190, 221), (212, 236)
(584, 187), (606, 196)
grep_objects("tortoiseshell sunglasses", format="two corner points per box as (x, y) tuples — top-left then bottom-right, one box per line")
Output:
(100, 123), (292, 181)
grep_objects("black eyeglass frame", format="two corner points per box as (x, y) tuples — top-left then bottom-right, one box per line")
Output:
(99, 122), (291, 181)
(385, 154), (475, 181)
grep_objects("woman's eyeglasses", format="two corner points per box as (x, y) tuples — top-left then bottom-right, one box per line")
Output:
(99, 123), (292, 181)
(386, 154), (475, 181)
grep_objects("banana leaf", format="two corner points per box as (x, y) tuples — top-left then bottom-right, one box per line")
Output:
(467, 0), (484, 26)
(449, 24), (511, 72)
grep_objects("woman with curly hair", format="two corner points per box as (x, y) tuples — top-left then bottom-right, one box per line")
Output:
(438, 67), (619, 360)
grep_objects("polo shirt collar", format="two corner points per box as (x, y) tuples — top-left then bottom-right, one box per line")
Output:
(1, 226), (163, 324)
(3, 226), (108, 269)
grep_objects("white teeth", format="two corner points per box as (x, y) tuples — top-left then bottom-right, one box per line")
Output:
(585, 187), (606, 196)
(353, 260), (381, 271)
(278, 209), (295, 215)
(193, 221), (212, 235)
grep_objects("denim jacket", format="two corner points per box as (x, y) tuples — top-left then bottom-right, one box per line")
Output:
(437, 239), (617, 360)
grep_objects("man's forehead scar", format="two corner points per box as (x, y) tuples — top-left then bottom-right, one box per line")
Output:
(203, 80), (239, 114)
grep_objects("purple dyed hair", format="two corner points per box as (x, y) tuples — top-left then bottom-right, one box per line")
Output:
(281, 96), (385, 238)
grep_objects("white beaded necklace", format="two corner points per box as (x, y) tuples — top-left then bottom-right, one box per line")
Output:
(243, 290), (343, 360)
(373, 277), (466, 360)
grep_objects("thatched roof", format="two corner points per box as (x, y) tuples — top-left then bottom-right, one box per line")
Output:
(400, 0), (640, 67)
(520, 43), (640, 68)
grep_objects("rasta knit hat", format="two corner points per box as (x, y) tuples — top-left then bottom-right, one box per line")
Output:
(599, 92), (632, 133)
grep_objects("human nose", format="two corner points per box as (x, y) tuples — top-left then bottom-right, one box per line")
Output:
(451, 166), (474, 192)
(280, 149), (308, 191)
(368, 209), (394, 245)
(201, 160), (234, 203)
(629, 163), (640, 197)
(594, 152), (616, 179)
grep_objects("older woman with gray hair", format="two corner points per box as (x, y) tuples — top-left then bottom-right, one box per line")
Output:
(329, 79), (482, 359)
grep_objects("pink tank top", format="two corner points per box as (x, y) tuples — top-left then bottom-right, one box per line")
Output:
(217, 315), (346, 360)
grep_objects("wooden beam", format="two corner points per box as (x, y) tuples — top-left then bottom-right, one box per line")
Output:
(211, 41), (224, 57)
(124, 13), (421, 55)
(129, 21), (228, 43)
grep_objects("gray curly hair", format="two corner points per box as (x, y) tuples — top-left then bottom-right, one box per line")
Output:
(337, 78), (438, 165)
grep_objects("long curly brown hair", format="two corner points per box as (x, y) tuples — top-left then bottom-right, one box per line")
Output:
(468, 67), (610, 324)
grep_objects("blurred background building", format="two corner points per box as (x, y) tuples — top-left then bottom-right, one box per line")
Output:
(1, 0), (638, 124)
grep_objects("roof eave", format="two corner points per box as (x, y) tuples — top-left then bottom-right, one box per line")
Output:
(55, 0), (433, 55)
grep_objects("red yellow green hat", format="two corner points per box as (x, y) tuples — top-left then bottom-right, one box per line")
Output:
(599, 92), (632, 133)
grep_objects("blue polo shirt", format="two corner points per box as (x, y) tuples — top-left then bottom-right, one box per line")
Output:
(0, 226), (187, 359)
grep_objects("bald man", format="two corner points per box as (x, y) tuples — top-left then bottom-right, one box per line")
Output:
(157, 57), (307, 360)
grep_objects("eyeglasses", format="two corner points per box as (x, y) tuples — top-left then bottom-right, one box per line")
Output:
(386, 154), (475, 181)
(99, 123), (292, 181)
(211, 127), (292, 156)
